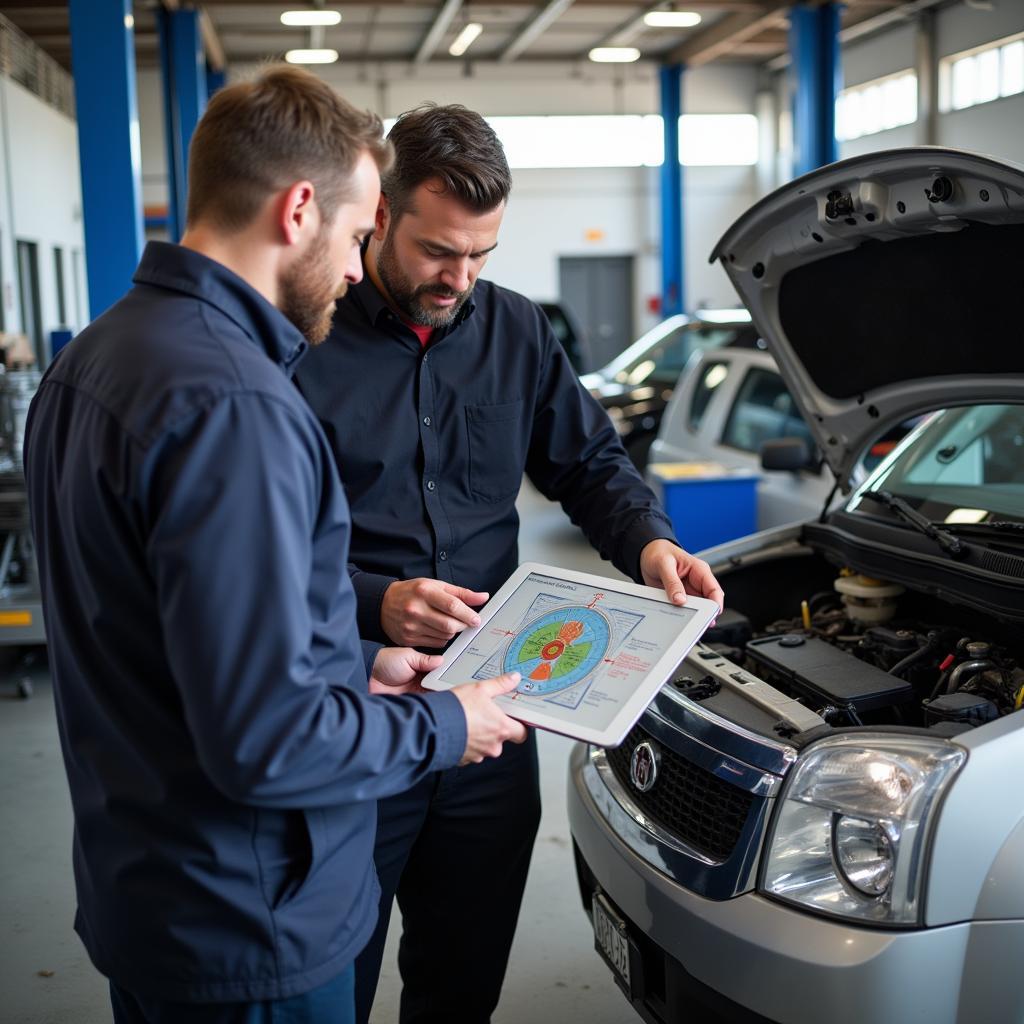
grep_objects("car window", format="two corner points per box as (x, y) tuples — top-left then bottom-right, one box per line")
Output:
(615, 326), (690, 385)
(688, 360), (730, 432)
(617, 325), (751, 387)
(721, 367), (815, 456)
(866, 404), (1024, 520)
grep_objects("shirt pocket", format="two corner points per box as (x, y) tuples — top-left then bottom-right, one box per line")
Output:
(465, 400), (525, 503)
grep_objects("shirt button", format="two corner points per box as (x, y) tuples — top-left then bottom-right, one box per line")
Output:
(426, 480), (436, 491)
(439, 550), (448, 561)
(423, 416), (431, 427)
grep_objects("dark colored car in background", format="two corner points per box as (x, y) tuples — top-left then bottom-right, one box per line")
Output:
(578, 309), (759, 469)
(538, 300), (590, 374)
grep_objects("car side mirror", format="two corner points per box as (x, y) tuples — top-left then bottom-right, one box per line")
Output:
(760, 437), (811, 472)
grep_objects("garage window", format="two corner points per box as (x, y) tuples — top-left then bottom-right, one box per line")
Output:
(721, 367), (815, 459)
(382, 114), (759, 168)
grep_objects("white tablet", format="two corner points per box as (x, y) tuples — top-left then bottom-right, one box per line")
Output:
(422, 562), (719, 747)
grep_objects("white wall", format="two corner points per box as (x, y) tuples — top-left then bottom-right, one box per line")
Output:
(137, 67), (169, 212)
(112, 1), (1024, 340)
(786, 3), (1024, 169)
(0, 75), (87, 350)
(934, 0), (1024, 166)
(137, 59), (757, 330)
(0, 75), (15, 335)
(842, 24), (917, 89)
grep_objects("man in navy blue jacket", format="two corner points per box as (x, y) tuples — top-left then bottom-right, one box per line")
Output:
(24, 68), (525, 1024)
(296, 105), (725, 1024)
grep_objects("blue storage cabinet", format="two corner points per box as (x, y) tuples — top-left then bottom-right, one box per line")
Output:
(649, 463), (759, 553)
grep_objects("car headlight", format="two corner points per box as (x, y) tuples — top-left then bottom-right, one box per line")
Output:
(760, 734), (965, 925)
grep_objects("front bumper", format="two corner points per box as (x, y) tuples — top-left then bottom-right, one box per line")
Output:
(568, 743), (979, 1024)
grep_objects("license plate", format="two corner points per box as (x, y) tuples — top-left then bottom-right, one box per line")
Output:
(593, 892), (631, 991)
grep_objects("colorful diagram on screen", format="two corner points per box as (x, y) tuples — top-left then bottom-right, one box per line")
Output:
(503, 606), (611, 696)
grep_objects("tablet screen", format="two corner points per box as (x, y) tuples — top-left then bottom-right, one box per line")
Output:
(437, 571), (698, 735)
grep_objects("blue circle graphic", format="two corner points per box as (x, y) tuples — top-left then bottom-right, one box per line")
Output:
(503, 606), (611, 696)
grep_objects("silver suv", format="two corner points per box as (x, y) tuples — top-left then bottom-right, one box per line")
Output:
(567, 149), (1024, 1024)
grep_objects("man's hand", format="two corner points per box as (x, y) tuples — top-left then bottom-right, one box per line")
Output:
(381, 578), (490, 647)
(369, 647), (443, 695)
(640, 539), (725, 611)
(451, 673), (529, 765)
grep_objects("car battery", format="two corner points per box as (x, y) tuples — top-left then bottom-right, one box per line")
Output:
(745, 634), (915, 714)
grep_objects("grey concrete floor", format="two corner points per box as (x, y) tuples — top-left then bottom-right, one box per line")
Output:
(0, 482), (638, 1024)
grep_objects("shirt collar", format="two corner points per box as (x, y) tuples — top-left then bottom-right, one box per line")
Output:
(133, 241), (308, 374)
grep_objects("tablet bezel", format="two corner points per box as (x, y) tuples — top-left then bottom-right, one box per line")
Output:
(422, 561), (719, 747)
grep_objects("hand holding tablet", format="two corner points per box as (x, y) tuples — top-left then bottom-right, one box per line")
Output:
(424, 562), (719, 747)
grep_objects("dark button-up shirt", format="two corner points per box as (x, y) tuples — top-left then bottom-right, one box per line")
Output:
(295, 271), (676, 644)
(24, 242), (466, 1003)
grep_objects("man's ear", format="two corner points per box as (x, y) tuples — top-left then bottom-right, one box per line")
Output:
(279, 180), (318, 246)
(372, 192), (390, 242)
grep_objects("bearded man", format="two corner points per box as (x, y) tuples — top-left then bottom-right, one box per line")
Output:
(24, 70), (527, 1024)
(295, 103), (724, 1024)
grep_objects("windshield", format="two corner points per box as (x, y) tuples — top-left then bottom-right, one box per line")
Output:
(852, 404), (1024, 525)
(608, 321), (757, 387)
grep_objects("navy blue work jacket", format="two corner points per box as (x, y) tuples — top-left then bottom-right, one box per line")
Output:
(24, 242), (466, 1003)
(295, 272), (677, 643)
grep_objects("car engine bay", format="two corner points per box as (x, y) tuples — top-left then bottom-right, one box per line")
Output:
(670, 553), (1024, 741)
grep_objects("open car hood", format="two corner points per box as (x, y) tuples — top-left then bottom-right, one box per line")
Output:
(710, 148), (1024, 488)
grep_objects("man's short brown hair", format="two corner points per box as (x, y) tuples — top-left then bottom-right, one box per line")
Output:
(187, 65), (392, 232)
(382, 104), (511, 223)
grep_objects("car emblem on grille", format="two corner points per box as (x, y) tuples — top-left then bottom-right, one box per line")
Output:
(629, 740), (659, 793)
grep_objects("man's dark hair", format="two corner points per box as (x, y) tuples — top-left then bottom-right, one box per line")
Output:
(382, 104), (511, 222)
(187, 65), (392, 232)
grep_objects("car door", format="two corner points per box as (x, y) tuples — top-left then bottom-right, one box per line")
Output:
(649, 353), (739, 466)
(711, 364), (832, 528)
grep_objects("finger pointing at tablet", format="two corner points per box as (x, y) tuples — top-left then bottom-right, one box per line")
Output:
(452, 672), (528, 764)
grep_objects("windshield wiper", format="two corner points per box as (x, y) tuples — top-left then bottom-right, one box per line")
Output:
(936, 520), (1024, 546)
(938, 520), (1024, 534)
(859, 489), (965, 558)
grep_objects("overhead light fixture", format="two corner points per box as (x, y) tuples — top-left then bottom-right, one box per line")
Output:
(449, 22), (483, 57)
(285, 48), (339, 64)
(281, 10), (342, 27)
(643, 11), (702, 29)
(589, 47), (641, 63)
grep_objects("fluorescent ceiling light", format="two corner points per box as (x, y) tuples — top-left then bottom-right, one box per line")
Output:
(285, 48), (339, 64)
(449, 23), (483, 57)
(589, 47), (640, 63)
(281, 10), (342, 27)
(643, 11), (702, 29)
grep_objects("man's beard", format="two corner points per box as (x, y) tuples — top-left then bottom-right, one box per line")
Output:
(376, 230), (472, 328)
(279, 228), (346, 346)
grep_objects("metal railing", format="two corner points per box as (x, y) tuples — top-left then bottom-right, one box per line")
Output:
(0, 13), (75, 119)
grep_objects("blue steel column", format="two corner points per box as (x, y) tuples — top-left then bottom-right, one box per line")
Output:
(157, 9), (208, 241)
(68, 0), (144, 320)
(789, 2), (841, 176)
(659, 63), (685, 317)
(206, 66), (227, 99)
